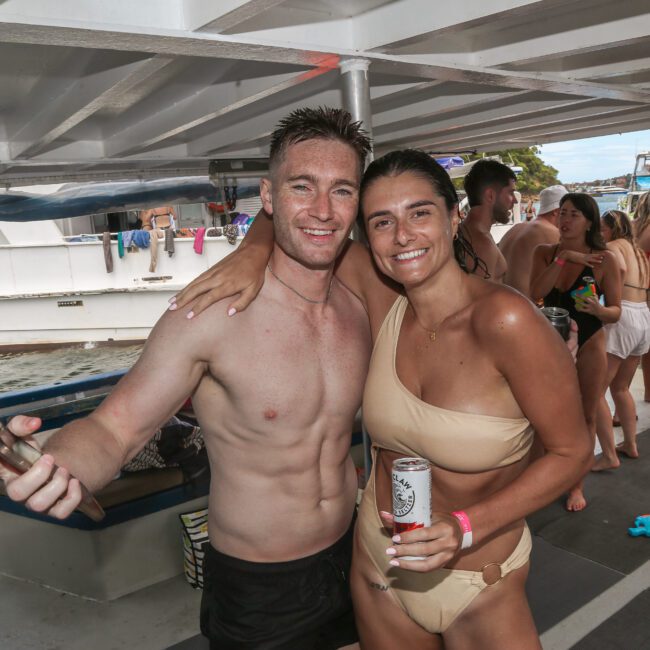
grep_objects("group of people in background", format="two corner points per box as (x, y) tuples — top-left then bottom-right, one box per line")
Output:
(499, 182), (650, 510)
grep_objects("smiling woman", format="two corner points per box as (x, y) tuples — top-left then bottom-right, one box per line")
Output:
(338, 150), (592, 649)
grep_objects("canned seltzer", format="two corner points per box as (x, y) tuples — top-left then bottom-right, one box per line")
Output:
(392, 457), (432, 561)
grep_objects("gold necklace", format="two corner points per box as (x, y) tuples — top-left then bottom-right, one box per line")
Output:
(409, 305), (443, 341)
(267, 263), (333, 304)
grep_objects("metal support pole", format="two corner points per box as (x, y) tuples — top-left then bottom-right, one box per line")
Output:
(340, 58), (373, 246)
(339, 58), (374, 163)
(341, 59), (375, 478)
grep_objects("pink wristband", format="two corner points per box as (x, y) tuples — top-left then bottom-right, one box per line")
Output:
(554, 256), (566, 267)
(451, 510), (473, 550)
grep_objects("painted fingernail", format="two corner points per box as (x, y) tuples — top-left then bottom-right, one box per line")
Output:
(386, 547), (396, 556)
(379, 510), (392, 517)
(392, 535), (401, 543)
(186, 311), (194, 320)
(29, 418), (39, 426)
(168, 303), (177, 311)
(227, 307), (237, 317)
(389, 560), (399, 567)
(168, 296), (176, 304)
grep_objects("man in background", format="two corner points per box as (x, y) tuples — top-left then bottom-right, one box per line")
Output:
(499, 185), (567, 297)
(140, 205), (177, 231)
(460, 159), (517, 281)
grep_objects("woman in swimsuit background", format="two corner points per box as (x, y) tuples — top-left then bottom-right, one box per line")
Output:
(343, 151), (591, 649)
(593, 210), (650, 469)
(530, 193), (621, 511)
(632, 191), (650, 403)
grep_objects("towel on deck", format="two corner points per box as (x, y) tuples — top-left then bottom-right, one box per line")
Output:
(193, 227), (206, 254)
(149, 229), (163, 272)
(223, 224), (238, 245)
(164, 228), (175, 257)
(121, 230), (135, 249)
(102, 231), (113, 273)
(132, 229), (150, 249)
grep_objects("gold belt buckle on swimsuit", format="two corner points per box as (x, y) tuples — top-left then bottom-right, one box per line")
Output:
(480, 562), (503, 586)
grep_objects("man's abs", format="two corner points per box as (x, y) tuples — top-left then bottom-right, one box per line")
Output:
(204, 447), (358, 562)
(190, 286), (371, 562)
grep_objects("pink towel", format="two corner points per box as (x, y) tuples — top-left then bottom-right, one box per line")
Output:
(193, 227), (206, 254)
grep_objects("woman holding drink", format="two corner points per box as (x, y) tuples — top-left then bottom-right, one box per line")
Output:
(530, 193), (621, 510)
(347, 152), (590, 649)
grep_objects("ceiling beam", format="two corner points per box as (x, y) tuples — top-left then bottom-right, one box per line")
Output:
(353, 0), (547, 52)
(11, 55), (176, 160)
(561, 56), (650, 82)
(105, 68), (335, 157)
(187, 89), (341, 156)
(376, 98), (616, 145)
(476, 11), (650, 68)
(183, 0), (286, 33)
(372, 89), (533, 133)
(395, 107), (650, 153)
(423, 105), (650, 150)
(0, 16), (649, 105)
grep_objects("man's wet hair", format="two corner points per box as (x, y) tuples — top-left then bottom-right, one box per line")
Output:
(463, 159), (516, 208)
(269, 107), (372, 175)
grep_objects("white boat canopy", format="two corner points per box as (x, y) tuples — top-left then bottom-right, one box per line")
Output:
(0, 0), (649, 186)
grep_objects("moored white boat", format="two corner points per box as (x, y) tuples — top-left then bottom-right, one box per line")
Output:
(0, 230), (242, 350)
(620, 151), (650, 215)
(0, 177), (261, 350)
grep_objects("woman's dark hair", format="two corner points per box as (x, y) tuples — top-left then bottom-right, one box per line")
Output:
(359, 149), (487, 276)
(560, 192), (606, 251)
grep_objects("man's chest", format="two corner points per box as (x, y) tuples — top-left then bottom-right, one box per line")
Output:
(205, 310), (371, 421)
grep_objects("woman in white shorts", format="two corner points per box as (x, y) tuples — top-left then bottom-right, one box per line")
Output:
(594, 210), (650, 470)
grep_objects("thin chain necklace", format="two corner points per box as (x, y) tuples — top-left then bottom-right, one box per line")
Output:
(409, 291), (462, 342)
(410, 305), (443, 341)
(267, 263), (333, 304)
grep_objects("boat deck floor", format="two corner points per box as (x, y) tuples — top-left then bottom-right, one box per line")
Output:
(2, 371), (649, 650)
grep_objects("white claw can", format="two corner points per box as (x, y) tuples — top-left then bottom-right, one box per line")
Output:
(392, 457), (432, 561)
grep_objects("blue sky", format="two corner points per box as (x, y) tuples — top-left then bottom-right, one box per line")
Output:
(538, 129), (650, 184)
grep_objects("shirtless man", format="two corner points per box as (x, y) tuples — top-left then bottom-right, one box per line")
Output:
(460, 159), (516, 282)
(499, 185), (567, 297)
(140, 205), (177, 230)
(0, 108), (372, 650)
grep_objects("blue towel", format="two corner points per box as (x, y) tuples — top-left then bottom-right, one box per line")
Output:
(132, 230), (150, 249)
(122, 230), (135, 249)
